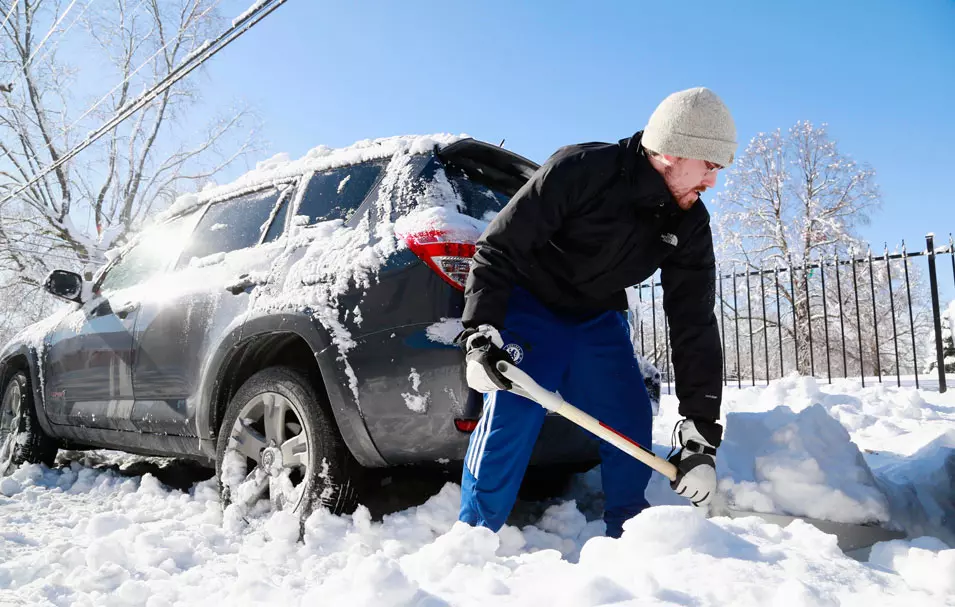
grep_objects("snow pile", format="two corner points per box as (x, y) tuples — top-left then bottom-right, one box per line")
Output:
(718, 375), (953, 457)
(718, 404), (890, 524)
(1, 462), (948, 606)
(1, 379), (954, 604)
(648, 375), (955, 540)
(875, 430), (955, 547)
(868, 536), (955, 596)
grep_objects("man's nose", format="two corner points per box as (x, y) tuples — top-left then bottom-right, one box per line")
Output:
(702, 172), (718, 188)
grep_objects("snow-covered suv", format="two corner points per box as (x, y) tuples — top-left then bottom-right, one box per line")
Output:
(0, 134), (602, 523)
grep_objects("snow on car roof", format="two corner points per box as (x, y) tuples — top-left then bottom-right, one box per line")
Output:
(157, 133), (467, 223)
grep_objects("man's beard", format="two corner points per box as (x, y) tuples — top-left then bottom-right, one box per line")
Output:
(664, 165), (704, 209)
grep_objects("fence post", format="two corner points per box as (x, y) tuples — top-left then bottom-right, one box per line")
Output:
(760, 269), (770, 385)
(733, 267), (742, 388)
(885, 245), (901, 387)
(804, 260), (815, 377)
(789, 258), (799, 373)
(775, 266), (784, 377)
(926, 234), (948, 393)
(664, 312), (672, 395)
(746, 268), (755, 386)
(853, 255), (867, 386)
(902, 241), (919, 389)
(868, 248), (882, 383)
(950, 233), (954, 288)
(719, 267), (727, 386)
(835, 254), (848, 378)
(820, 258), (832, 383)
(651, 280), (658, 370)
(638, 282), (645, 356)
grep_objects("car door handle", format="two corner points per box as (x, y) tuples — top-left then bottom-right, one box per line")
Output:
(114, 301), (139, 319)
(225, 273), (261, 296)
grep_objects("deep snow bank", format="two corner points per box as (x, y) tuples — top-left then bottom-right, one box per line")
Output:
(1, 378), (954, 605)
(719, 403), (890, 524)
(1, 463), (952, 606)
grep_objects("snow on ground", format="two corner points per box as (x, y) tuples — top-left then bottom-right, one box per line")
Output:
(1, 378), (954, 606)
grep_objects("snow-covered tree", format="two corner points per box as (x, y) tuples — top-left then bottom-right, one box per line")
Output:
(0, 0), (259, 340)
(714, 121), (882, 375)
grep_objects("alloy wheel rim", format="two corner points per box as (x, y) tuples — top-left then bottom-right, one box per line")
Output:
(0, 381), (22, 474)
(224, 391), (312, 513)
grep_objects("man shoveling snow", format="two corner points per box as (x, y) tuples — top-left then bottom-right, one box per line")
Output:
(455, 87), (737, 537)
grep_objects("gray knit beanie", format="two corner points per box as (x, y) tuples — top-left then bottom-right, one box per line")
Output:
(643, 87), (737, 166)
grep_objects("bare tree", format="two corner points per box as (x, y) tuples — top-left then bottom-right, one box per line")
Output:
(0, 0), (258, 336)
(714, 121), (882, 374)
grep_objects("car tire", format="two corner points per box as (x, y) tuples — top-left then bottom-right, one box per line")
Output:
(0, 370), (58, 475)
(215, 366), (361, 523)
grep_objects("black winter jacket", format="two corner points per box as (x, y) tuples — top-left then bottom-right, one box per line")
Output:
(461, 132), (722, 422)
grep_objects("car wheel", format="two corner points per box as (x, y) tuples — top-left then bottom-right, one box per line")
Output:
(215, 366), (361, 522)
(0, 371), (58, 476)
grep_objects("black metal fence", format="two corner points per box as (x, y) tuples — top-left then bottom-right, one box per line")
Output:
(632, 234), (954, 394)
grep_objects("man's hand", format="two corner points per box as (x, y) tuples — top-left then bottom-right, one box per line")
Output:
(456, 324), (513, 393)
(668, 418), (723, 507)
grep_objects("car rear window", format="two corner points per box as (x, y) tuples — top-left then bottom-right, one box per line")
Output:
(444, 165), (512, 220)
(296, 160), (386, 225)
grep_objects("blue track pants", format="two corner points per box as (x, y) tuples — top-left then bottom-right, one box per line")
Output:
(460, 288), (653, 538)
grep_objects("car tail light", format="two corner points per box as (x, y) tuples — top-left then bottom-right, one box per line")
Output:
(404, 230), (476, 291)
(455, 419), (479, 432)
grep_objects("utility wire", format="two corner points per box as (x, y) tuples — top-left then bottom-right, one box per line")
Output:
(26, 0), (99, 71)
(0, 0), (19, 33)
(62, 0), (218, 136)
(24, 0), (81, 68)
(1, 0), (288, 210)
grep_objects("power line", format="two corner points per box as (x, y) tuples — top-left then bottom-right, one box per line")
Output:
(26, 0), (99, 71)
(25, 0), (81, 68)
(0, 0), (19, 33)
(63, 0), (216, 136)
(1, 0), (289, 209)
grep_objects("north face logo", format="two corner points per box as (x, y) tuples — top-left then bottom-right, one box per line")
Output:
(661, 233), (678, 246)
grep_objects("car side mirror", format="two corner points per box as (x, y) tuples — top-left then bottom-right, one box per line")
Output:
(43, 269), (84, 303)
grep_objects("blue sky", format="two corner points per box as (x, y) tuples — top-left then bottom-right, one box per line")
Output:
(204, 0), (954, 260)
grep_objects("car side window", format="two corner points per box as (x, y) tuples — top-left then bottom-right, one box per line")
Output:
(176, 187), (286, 268)
(262, 193), (291, 243)
(98, 213), (196, 293)
(296, 161), (386, 225)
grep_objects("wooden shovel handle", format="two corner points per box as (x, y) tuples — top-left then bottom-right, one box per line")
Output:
(496, 361), (679, 482)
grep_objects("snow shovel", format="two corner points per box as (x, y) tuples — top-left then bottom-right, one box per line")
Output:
(495, 360), (906, 554)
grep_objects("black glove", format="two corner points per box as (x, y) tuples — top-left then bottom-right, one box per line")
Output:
(455, 324), (513, 392)
(668, 418), (723, 507)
